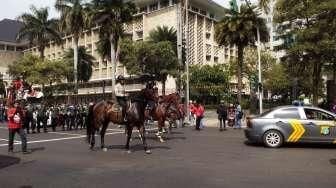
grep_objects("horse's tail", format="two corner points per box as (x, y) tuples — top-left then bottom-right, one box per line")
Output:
(86, 104), (94, 143)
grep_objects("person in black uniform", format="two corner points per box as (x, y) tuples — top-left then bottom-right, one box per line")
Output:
(217, 100), (228, 131)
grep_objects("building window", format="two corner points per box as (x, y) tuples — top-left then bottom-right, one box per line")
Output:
(0, 44), (5, 50)
(161, 0), (169, 8)
(7, 45), (15, 51)
(210, 14), (214, 19)
(214, 56), (219, 63)
(136, 31), (143, 39)
(139, 6), (147, 13)
(200, 9), (207, 16)
(191, 6), (198, 12)
(150, 3), (158, 11)
(206, 55), (211, 61)
(206, 33), (211, 40)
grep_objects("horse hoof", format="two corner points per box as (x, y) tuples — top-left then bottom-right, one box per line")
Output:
(102, 148), (107, 152)
(145, 150), (152, 154)
(127, 150), (132, 154)
(159, 138), (165, 143)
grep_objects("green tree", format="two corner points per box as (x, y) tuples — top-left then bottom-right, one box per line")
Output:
(264, 63), (290, 95)
(8, 54), (69, 86)
(148, 26), (177, 54)
(55, 0), (90, 94)
(17, 6), (61, 58)
(64, 47), (96, 82)
(229, 48), (277, 95)
(274, 0), (336, 105)
(189, 64), (231, 103)
(215, 5), (269, 103)
(90, 0), (136, 99)
(120, 40), (178, 95)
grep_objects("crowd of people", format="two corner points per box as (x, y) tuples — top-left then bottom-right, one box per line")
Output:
(4, 100), (91, 154)
(188, 100), (243, 132)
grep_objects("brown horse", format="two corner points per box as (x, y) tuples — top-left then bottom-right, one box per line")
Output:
(86, 92), (151, 154)
(150, 93), (181, 142)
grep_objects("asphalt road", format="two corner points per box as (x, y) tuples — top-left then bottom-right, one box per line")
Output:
(0, 123), (336, 188)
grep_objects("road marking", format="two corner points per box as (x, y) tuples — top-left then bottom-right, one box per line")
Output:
(107, 128), (158, 132)
(48, 132), (84, 136)
(0, 131), (124, 147)
(287, 120), (305, 142)
(0, 138), (21, 143)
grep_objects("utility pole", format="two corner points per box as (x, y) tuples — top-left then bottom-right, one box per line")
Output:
(177, 0), (183, 92)
(184, 0), (190, 124)
(257, 27), (263, 114)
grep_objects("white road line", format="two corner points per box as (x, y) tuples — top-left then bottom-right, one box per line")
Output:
(48, 132), (84, 136)
(107, 128), (158, 132)
(0, 138), (22, 143)
(0, 131), (124, 147)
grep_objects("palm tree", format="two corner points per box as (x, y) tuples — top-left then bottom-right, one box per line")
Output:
(148, 26), (177, 53)
(17, 6), (61, 58)
(55, 0), (90, 94)
(215, 5), (269, 103)
(90, 0), (136, 99)
(242, 0), (272, 13)
(258, 0), (271, 13)
(64, 47), (96, 82)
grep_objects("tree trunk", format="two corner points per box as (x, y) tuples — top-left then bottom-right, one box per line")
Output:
(73, 37), (79, 95)
(333, 62), (336, 84)
(312, 61), (322, 106)
(237, 45), (244, 103)
(162, 79), (166, 96)
(39, 46), (45, 59)
(110, 34), (117, 100)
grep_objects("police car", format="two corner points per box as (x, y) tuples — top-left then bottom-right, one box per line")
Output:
(244, 105), (336, 148)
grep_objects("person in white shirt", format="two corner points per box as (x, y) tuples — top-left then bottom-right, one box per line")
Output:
(115, 76), (128, 122)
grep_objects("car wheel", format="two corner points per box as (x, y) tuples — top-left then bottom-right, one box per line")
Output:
(263, 130), (283, 148)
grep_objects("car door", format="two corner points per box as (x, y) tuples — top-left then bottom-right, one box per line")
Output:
(272, 108), (307, 143)
(301, 108), (336, 143)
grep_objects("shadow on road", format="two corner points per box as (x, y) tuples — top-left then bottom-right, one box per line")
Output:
(244, 140), (336, 149)
(30, 147), (46, 153)
(0, 155), (21, 169)
(90, 144), (171, 152)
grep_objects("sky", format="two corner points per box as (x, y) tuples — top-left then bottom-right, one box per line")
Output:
(0, 0), (231, 20)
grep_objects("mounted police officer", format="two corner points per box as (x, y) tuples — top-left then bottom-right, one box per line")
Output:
(115, 76), (128, 122)
(143, 81), (156, 120)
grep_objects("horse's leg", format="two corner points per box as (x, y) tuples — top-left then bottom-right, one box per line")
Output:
(138, 125), (151, 154)
(90, 126), (95, 150)
(125, 125), (133, 153)
(157, 119), (165, 143)
(100, 122), (108, 151)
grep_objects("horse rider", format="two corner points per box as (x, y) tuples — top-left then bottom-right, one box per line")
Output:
(115, 76), (128, 122)
(143, 81), (156, 120)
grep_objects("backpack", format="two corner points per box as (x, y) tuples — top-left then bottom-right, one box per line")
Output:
(238, 111), (244, 119)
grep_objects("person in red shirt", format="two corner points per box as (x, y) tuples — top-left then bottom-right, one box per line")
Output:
(194, 101), (205, 131)
(189, 100), (196, 126)
(7, 101), (28, 154)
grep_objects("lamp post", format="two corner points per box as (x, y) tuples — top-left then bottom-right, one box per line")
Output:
(257, 27), (263, 114)
(185, 0), (190, 124)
